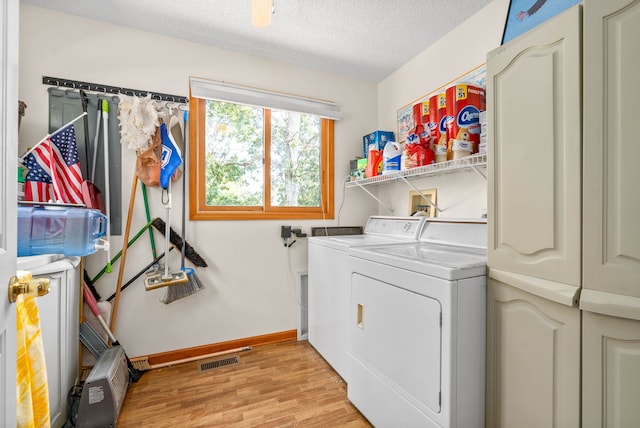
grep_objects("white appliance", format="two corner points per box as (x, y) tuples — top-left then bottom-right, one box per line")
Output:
(307, 216), (426, 383)
(347, 219), (487, 428)
(17, 254), (81, 428)
(77, 346), (130, 427)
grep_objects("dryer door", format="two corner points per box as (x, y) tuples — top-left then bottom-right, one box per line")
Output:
(349, 272), (442, 423)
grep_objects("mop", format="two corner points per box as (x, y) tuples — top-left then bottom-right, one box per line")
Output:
(101, 99), (113, 273)
(161, 111), (205, 304)
(144, 122), (188, 290)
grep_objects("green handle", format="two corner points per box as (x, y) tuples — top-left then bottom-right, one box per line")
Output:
(101, 99), (109, 113)
(141, 183), (157, 259)
(91, 220), (153, 284)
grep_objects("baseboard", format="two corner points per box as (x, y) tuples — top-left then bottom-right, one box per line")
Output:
(142, 329), (298, 367)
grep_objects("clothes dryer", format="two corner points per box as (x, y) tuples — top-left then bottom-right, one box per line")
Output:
(347, 218), (487, 428)
(307, 216), (426, 383)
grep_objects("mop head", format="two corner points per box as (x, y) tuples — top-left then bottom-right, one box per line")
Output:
(118, 93), (159, 151)
(144, 270), (188, 291)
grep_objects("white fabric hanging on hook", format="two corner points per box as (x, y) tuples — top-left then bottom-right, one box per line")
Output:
(117, 93), (159, 151)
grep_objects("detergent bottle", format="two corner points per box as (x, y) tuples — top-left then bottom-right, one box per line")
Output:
(382, 141), (402, 174)
(365, 145), (382, 178)
(17, 205), (108, 257)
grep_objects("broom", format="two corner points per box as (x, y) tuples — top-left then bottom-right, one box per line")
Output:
(162, 111), (204, 304)
(144, 122), (188, 291)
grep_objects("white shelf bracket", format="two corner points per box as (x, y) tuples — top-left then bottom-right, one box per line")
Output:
(471, 165), (487, 180)
(399, 176), (443, 214)
(352, 180), (395, 213)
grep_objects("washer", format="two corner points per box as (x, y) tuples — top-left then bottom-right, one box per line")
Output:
(307, 216), (426, 383)
(347, 219), (487, 428)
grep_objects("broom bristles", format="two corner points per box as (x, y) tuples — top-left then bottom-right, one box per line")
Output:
(160, 268), (204, 304)
(151, 218), (207, 267)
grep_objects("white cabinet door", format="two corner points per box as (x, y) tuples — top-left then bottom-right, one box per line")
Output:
(486, 277), (581, 428)
(583, 0), (640, 298)
(487, 5), (582, 286)
(38, 267), (80, 428)
(582, 311), (640, 428)
(38, 272), (67, 428)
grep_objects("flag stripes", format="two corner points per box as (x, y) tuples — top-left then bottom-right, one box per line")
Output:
(23, 124), (84, 204)
(49, 136), (84, 204)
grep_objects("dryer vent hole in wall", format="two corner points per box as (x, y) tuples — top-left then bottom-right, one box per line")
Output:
(198, 355), (240, 372)
(409, 188), (437, 217)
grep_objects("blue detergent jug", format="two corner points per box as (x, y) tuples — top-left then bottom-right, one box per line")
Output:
(18, 205), (107, 257)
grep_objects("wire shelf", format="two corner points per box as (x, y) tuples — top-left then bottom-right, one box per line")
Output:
(346, 153), (487, 188)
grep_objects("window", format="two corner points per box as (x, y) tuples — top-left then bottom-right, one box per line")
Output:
(189, 80), (338, 220)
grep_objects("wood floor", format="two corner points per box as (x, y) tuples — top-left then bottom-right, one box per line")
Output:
(117, 340), (372, 427)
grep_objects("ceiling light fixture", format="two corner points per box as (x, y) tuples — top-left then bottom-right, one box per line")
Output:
(252, 0), (274, 28)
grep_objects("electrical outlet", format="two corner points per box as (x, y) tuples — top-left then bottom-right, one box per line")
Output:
(281, 225), (292, 239)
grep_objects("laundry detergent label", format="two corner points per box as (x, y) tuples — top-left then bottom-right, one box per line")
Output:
(382, 154), (402, 173)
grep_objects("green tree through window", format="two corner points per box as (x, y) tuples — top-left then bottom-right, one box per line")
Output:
(270, 110), (320, 207)
(190, 97), (334, 220)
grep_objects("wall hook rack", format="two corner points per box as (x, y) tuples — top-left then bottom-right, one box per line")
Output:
(42, 76), (189, 104)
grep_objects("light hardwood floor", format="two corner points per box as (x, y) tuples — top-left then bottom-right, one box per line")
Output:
(117, 340), (372, 427)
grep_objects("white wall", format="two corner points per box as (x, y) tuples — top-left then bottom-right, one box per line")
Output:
(376, 0), (509, 219)
(18, 0), (509, 357)
(18, 5), (377, 356)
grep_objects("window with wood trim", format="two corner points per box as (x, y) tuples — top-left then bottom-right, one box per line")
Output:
(189, 97), (334, 220)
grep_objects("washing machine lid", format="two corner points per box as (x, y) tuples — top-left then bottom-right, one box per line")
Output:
(308, 216), (426, 250)
(350, 242), (487, 280)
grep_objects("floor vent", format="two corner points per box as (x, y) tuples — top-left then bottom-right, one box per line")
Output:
(198, 355), (240, 372)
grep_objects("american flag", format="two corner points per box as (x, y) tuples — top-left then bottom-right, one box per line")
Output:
(23, 124), (84, 204)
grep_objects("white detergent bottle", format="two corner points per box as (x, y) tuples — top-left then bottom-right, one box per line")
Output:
(382, 141), (402, 174)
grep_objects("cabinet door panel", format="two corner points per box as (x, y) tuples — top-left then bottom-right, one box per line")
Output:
(486, 277), (580, 428)
(583, 311), (640, 428)
(487, 6), (581, 286)
(37, 272), (67, 428)
(583, 0), (640, 297)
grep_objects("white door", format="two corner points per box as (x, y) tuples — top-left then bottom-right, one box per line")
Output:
(1, 0), (20, 426)
(486, 277), (581, 428)
(582, 0), (640, 298)
(486, 5), (582, 286)
(582, 311), (640, 428)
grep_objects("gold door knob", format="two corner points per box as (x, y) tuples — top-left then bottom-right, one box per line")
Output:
(8, 270), (50, 303)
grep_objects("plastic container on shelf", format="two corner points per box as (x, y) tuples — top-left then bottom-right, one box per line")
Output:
(382, 141), (402, 174)
(17, 205), (108, 257)
(365, 146), (383, 178)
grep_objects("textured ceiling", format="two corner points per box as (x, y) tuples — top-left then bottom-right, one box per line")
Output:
(20, 0), (493, 83)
